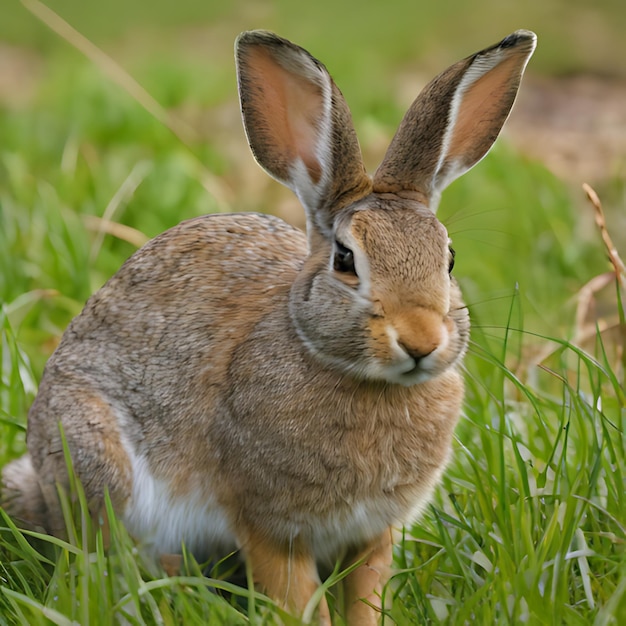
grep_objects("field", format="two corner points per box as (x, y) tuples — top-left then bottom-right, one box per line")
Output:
(0, 0), (625, 624)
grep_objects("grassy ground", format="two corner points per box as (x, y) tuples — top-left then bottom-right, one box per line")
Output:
(1, 1), (625, 624)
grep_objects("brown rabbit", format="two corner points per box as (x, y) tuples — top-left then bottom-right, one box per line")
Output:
(2, 29), (536, 624)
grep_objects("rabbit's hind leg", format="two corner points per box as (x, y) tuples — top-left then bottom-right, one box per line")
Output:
(27, 389), (134, 540)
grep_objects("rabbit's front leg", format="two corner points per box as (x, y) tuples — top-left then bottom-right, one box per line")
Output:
(343, 527), (393, 625)
(242, 529), (331, 625)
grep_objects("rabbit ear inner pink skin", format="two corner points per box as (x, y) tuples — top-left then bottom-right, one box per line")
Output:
(373, 29), (537, 210)
(1, 30), (536, 626)
(236, 30), (373, 244)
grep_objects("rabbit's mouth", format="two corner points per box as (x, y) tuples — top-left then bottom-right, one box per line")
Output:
(395, 358), (440, 386)
(369, 352), (443, 387)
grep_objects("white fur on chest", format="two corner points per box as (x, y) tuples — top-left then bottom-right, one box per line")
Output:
(308, 479), (438, 566)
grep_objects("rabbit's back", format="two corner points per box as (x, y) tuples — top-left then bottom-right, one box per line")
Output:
(39, 211), (307, 421)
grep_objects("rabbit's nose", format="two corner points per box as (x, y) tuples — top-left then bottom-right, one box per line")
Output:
(390, 306), (449, 365)
(399, 343), (436, 364)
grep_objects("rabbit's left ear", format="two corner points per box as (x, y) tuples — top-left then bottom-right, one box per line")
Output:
(373, 30), (537, 210)
(236, 31), (371, 239)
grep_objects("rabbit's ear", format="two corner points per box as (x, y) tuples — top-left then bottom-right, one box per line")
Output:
(236, 31), (371, 238)
(373, 30), (536, 210)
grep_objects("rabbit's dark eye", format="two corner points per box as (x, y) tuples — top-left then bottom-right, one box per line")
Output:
(333, 240), (356, 275)
(448, 247), (456, 274)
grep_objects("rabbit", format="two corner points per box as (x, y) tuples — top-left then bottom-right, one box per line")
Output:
(2, 29), (536, 625)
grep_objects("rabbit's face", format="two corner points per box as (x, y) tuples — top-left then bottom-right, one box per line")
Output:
(290, 197), (469, 386)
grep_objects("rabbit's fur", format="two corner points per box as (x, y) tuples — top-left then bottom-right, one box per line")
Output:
(2, 30), (536, 624)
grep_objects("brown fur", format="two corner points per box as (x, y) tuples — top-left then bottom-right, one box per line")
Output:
(1, 30), (535, 624)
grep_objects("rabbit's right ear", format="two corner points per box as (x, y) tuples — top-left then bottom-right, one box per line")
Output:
(236, 31), (371, 239)
(373, 30), (537, 210)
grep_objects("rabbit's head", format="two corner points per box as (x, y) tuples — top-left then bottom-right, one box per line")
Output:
(236, 30), (536, 385)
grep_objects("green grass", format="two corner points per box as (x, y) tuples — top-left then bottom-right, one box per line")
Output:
(1, 2), (625, 624)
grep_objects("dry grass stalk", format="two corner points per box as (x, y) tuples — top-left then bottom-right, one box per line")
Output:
(583, 182), (625, 286)
(575, 183), (625, 375)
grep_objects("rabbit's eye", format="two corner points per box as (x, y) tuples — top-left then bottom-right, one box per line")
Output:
(333, 240), (357, 275)
(448, 247), (456, 274)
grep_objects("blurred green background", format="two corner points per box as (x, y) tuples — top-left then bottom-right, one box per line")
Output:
(4, 0), (626, 77)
